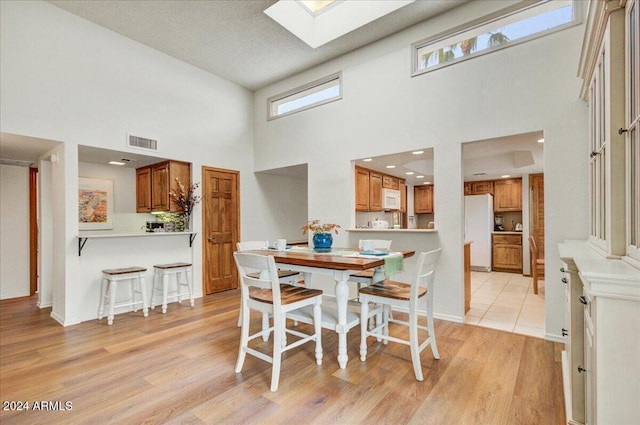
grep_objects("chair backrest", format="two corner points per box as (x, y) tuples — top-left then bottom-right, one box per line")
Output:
(237, 241), (269, 251)
(412, 249), (442, 308)
(358, 239), (392, 250)
(528, 236), (538, 261)
(233, 252), (282, 307)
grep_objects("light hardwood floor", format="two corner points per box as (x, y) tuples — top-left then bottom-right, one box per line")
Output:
(0, 291), (565, 424)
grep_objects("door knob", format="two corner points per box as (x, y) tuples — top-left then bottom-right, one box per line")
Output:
(207, 236), (213, 242)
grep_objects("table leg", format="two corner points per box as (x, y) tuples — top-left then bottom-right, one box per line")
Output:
(335, 278), (349, 369)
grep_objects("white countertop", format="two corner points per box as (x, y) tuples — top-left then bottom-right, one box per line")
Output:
(346, 228), (437, 233)
(78, 231), (195, 238)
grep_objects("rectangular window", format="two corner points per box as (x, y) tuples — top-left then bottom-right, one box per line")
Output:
(626, 0), (640, 260)
(268, 72), (342, 120)
(412, 0), (581, 76)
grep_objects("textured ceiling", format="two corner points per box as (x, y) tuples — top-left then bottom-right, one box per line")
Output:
(46, 0), (468, 91)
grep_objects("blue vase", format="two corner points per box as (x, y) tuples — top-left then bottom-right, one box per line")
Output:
(313, 233), (333, 252)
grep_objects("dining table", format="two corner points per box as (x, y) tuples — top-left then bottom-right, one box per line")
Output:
(243, 246), (415, 369)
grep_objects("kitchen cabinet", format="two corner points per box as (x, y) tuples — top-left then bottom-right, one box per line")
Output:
(355, 166), (370, 211)
(492, 233), (522, 272)
(369, 171), (383, 211)
(399, 180), (406, 213)
(494, 178), (522, 212)
(471, 180), (494, 195)
(135, 166), (152, 213)
(414, 185), (434, 214)
(136, 160), (191, 213)
(382, 175), (399, 190)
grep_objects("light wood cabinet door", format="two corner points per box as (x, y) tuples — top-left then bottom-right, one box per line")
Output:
(135, 167), (152, 213)
(492, 234), (523, 272)
(494, 178), (522, 211)
(464, 182), (473, 196)
(151, 162), (170, 212)
(382, 175), (399, 190)
(369, 172), (383, 211)
(399, 179), (406, 213)
(472, 180), (494, 195)
(355, 167), (370, 211)
(414, 185), (434, 214)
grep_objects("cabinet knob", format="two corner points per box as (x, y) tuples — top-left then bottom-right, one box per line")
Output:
(560, 267), (565, 273)
(562, 328), (568, 336)
(577, 366), (586, 374)
(579, 296), (588, 305)
(562, 277), (568, 284)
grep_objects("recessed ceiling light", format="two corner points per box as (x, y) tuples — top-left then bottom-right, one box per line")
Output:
(501, 175), (511, 178)
(424, 181), (431, 185)
(412, 150), (424, 155)
(362, 158), (372, 162)
(416, 175), (424, 179)
(108, 161), (126, 166)
(405, 171), (414, 175)
(386, 165), (396, 169)
(537, 138), (545, 143)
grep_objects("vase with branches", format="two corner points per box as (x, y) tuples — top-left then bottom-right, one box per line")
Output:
(169, 178), (201, 231)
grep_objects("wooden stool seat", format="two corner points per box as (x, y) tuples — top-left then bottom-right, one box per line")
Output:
(359, 280), (427, 301)
(249, 284), (323, 305)
(99, 267), (148, 325)
(151, 263), (194, 313)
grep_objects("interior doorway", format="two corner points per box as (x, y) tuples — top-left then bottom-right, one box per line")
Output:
(202, 166), (239, 294)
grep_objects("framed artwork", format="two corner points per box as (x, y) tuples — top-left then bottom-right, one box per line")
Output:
(78, 177), (114, 230)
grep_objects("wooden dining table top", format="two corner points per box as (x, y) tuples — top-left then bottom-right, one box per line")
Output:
(241, 248), (415, 271)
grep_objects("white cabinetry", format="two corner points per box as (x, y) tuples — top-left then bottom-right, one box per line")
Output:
(559, 241), (640, 425)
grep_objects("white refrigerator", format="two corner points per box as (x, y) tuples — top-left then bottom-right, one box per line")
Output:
(464, 194), (494, 272)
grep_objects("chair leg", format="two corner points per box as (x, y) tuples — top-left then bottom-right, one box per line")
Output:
(131, 279), (138, 313)
(360, 299), (369, 362)
(139, 276), (148, 317)
(150, 271), (157, 310)
(262, 312), (270, 342)
(409, 304), (424, 381)
(271, 314), (283, 392)
(426, 299), (440, 360)
(533, 268), (539, 294)
(313, 302), (323, 365)
(107, 280), (117, 326)
(161, 272), (169, 314)
(98, 278), (108, 319)
(383, 305), (390, 345)
(235, 300), (250, 374)
(186, 268), (195, 307)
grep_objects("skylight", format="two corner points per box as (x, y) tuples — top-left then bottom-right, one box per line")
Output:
(265, 0), (415, 49)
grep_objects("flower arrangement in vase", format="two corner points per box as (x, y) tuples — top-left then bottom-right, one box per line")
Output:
(302, 220), (340, 252)
(169, 178), (201, 231)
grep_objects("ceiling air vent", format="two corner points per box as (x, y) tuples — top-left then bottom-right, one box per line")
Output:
(127, 134), (158, 151)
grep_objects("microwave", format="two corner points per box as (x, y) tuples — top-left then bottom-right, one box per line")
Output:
(382, 188), (401, 210)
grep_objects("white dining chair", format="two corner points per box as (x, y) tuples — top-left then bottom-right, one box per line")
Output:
(359, 248), (441, 381)
(234, 252), (323, 392)
(236, 241), (303, 330)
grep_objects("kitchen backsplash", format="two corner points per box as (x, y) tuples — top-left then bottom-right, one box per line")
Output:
(495, 211), (523, 231)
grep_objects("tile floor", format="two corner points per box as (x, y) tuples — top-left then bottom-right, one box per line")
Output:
(464, 271), (545, 338)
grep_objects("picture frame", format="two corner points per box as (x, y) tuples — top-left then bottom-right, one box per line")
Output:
(78, 177), (114, 230)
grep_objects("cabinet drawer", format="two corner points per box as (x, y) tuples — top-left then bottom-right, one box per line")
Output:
(493, 234), (522, 245)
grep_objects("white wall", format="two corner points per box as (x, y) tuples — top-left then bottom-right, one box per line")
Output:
(254, 0), (589, 339)
(0, 0), (300, 324)
(0, 164), (30, 299)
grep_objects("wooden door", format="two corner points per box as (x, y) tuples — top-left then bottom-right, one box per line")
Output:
(530, 173), (545, 272)
(30, 167), (38, 296)
(202, 167), (239, 294)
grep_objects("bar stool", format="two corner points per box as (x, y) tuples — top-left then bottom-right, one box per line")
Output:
(151, 263), (194, 313)
(99, 267), (149, 325)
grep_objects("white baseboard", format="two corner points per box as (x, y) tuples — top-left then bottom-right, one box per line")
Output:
(545, 331), (566, 343)
(49, 311), (80, 327)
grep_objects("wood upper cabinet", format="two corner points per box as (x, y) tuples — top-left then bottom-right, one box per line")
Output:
(135, 166), (152, 213)
(382, 175), (399, 190)
(492, 233), (523, 272)
(137, 160), (191, 213)
(399, 179), (407, 213)
(414, 185), (434, 214)
(464, 180), (494, 195)
(494, 178), (522, 212)
(369, 171), (383, 211)
(355, 166), (370, 211)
